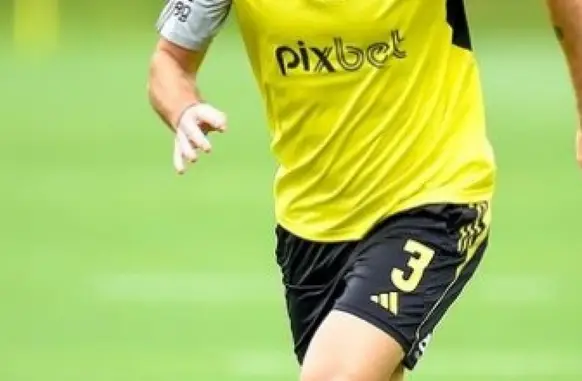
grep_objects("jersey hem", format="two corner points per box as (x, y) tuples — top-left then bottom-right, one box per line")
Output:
(159, 30), (206, 51)
(276, 190), (494, 243)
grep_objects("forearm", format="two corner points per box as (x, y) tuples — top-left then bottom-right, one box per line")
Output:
(547, 0), (582, 123)
(148, 49), (201, 130)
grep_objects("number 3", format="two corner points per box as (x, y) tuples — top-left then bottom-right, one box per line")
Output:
(391, 240), (435, 292)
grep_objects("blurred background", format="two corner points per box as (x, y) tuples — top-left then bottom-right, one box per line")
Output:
(1, 1), (581, 380)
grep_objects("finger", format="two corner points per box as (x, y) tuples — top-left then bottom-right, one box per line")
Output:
(177, 128), (198, 162)
(200, 122), (223, 135)
(182, 120), (212, 153)
(195, 104), (228, 132)
(173, 138), (185, 174)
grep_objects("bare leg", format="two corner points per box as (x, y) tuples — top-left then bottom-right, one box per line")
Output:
(300, 310), (404, 381)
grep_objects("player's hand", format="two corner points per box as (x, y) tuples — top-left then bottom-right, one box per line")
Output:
(173, 103), (227, 174)
(577, 128), (582, 168)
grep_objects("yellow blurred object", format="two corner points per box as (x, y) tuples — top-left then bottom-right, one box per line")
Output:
(13, 0), (59, 55)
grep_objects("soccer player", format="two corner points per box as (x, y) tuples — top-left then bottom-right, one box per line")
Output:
(148, 1), (582, 380)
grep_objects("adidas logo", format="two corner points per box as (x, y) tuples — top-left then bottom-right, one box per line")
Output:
(370, 292), (399, 315)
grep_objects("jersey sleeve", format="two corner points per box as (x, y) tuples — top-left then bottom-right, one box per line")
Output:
(156, 0), (232, 51)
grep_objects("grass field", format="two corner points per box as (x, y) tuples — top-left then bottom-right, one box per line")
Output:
(1, 11), (582, 381)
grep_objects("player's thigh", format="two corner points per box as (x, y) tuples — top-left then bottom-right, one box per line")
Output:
(275, 225), (356, 363)
(390, 365), (405, 381)
(301, 203), (491, 380)
(337, 203), (490, 369)
(301, 310), (403, 381)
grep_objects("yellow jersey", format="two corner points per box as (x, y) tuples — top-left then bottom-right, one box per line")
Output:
(158, 0), (496, 242)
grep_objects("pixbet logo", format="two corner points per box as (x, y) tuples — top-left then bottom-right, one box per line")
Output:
(275, 30), (406, 76)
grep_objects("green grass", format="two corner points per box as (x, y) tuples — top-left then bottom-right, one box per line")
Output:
(0, 22), (581, 381)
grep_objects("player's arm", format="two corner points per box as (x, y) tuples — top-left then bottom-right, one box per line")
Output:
(546, 0), (582, 167)
(148, 39), (206, 129)
(148, 0), (232, 173)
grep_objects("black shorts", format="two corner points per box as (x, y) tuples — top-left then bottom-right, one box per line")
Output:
(275, 202), (490, 370)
